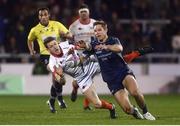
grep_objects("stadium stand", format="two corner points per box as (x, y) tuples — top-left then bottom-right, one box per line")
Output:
(0, 0), (180, 63)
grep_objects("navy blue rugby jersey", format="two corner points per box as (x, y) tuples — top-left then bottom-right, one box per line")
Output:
(86, 36), (131, 82)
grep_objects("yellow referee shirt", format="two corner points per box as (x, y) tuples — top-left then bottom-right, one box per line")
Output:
(28, 20), (68, 55)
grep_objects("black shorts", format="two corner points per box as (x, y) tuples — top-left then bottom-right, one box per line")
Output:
(106, 69), (135, 95)
(40, 55), (50, 66)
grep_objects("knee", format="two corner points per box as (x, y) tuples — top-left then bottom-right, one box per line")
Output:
(130, 89), (140, 97)
(93, 101), (102, 108)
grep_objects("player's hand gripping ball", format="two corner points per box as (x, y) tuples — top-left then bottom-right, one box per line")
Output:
(53, 66), (66, 85)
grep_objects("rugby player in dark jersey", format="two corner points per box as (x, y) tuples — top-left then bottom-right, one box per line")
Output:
(77, 20), (156, 120)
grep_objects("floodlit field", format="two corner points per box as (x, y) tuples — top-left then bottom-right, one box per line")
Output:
(0, 94), (180, 125)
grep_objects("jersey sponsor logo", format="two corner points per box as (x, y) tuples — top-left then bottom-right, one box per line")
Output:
(50, 27), (55, 32)
(78, 27), (82, 30)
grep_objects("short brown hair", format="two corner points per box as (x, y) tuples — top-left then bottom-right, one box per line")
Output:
(44, 37), (56, 48)
(93, 20), (107, 30)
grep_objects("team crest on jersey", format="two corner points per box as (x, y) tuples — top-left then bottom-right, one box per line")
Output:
(50, 27), (55, 32)
(78, 27), (82, 30)
(39, 30), (43, 34)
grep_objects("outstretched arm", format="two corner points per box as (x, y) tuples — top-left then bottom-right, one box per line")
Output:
(123, 47), (154, 63)
(123, 51), (140, 63)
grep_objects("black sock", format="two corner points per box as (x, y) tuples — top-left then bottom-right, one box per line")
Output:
(132, 107), (137, 115)
(50, 85), (57, 98)
(49, 98), (55, 104)
(142, 104), (148, 114)
(53, 80), (63, 102)
(57, 95), (64, 102)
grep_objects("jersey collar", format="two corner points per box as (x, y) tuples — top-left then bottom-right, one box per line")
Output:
(79, 18), (91, 25)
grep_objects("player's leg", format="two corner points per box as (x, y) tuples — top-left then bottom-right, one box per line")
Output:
(39, 55), (57, 113)
(123, 51), (140, 63)
(83, 84), (117, 119)
(71, 79), (92, 110)
(123, 47), (154, 63)
(70, 80), (79, 102)
(82, 62), (101, 110)
(83, 98), (92, 110)
(47, 85), (57, 113)
(113, 89), (144, 119)
(71, 80), (92, 110)
(53, 78), (67, 109)
(123, 75), (156, 120)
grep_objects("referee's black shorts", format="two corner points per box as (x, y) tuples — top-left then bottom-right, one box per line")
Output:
(40, 55), (50, 66)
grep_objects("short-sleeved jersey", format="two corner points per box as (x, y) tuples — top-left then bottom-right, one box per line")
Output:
(69, 19), (95, 44)
(86, 37), (130, 82)
(28, 20), (68, 55)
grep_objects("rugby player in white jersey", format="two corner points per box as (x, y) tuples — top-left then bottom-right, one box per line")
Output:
(43, 36), (117, 119)
(69, 4), (96, 110)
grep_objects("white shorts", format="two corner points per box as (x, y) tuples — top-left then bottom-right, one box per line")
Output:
(76, 62), (100, 92)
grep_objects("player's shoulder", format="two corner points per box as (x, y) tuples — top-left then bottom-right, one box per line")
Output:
(90, 18), (96, 23)
(60, 41), (71, 48)
(50, 20), (66, 27)
(108, 36), (121, 44)
(49, 54), (56, 62)
(30, 23), (41, 32)
(49, 20), (60, 25)
(69, 19), (80, 29)
(108, 36), (119, 41)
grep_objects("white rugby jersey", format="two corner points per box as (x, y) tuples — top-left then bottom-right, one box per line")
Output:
(48, 40), (101, 92)
(48, 41), (90, 78)
(69, 19), (96, 44)
(48, 40), (100, 82)
(48, 41), (80, 73)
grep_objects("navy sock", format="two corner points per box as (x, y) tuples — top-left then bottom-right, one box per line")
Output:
(142, 104), (148, 114)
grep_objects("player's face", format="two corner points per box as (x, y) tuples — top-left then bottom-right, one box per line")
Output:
(94, 25), (107, 42)
(79, 10), (89, 20)
(38, 10), (50, 26)
(47, 40), (62, 55)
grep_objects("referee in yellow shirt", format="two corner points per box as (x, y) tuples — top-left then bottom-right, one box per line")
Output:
(27, 7), (72, 113)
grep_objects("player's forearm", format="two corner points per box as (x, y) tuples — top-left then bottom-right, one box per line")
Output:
(53, 66), (63, 76)
(76, 40), (92, 51)
(66, 32), (73, 40)
(106, 44), (123, 53)
(27, 40), (35, 54)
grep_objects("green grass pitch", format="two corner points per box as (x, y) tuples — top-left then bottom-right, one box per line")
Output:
(0, 94), (180, 125)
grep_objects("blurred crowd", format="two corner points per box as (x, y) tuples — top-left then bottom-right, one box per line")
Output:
(0, 0), (180, 57)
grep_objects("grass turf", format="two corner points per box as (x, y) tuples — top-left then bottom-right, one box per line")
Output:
(0, 94), (180, 125)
